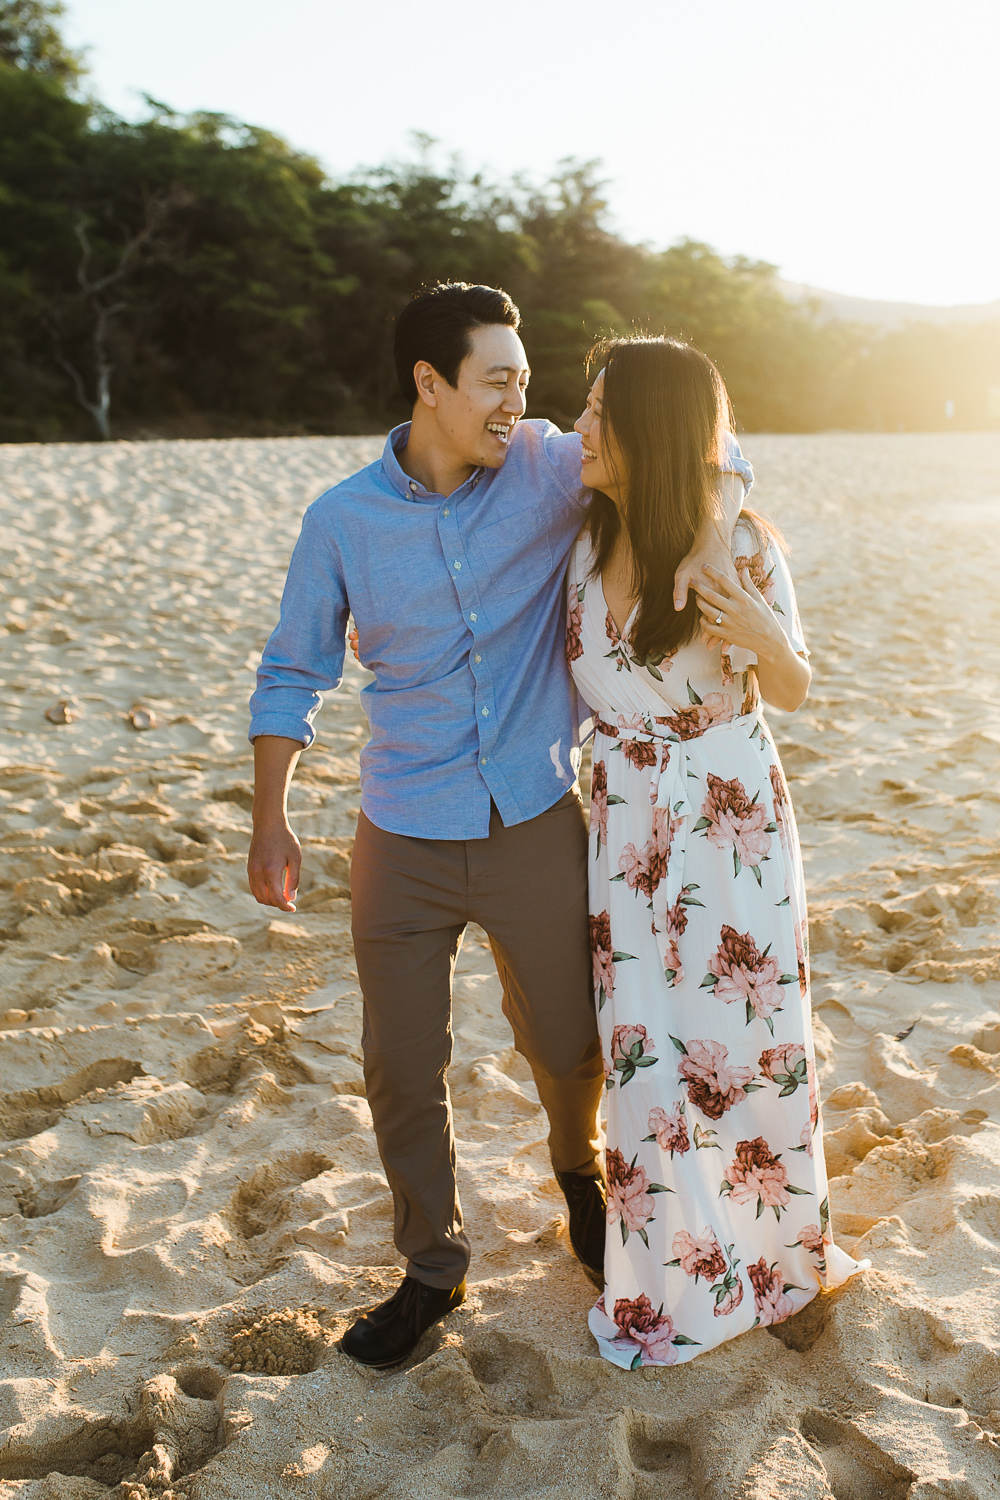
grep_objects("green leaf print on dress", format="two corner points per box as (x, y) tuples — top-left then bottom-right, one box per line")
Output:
(610, 1023), (658, 1086)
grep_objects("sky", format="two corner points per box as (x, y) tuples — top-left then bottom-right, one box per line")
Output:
(61, 0), (998, 309)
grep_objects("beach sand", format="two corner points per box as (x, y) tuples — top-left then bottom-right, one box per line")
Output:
(1, 432), (999, 1499)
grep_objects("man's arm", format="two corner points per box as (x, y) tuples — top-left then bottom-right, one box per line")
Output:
(672, 434), (752, 610)
(246, 505), (350, 910)
(248, 735), (304, 911)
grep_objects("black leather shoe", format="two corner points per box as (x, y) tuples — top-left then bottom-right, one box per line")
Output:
(340, 1276), (466, 1368)
(555, 1169), (607, 1289)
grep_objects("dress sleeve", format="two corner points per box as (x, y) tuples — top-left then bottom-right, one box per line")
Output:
(732, 523), (808, 659)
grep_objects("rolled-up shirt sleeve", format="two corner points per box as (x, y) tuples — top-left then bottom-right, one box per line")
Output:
(722, 431), (753, 495)
(248, 507), (349, 748)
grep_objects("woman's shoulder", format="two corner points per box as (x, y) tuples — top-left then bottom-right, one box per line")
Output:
(732, 514), (770, 561)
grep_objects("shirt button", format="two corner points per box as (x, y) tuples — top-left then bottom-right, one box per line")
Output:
(453, 560), (461, 571)
(481, 707), (489, 717)
(409, 481), (417, 492)
(442, 507), (450, 517)
(470, 611), (478, 622)
(481, 756), (488, 764)
(474, 653), (482, 663)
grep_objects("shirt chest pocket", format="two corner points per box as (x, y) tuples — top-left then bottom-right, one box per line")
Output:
(474, 508), (554, 595)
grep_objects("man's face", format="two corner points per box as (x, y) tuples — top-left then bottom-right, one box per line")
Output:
(430, 323), (530, 471)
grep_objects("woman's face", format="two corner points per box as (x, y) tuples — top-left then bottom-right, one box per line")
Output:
(574, 371), (623, 501)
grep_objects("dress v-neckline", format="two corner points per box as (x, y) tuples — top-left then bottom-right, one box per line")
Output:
(598, 572), (639, 641)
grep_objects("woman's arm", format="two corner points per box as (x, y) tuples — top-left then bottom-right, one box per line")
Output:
(695, 563), (811, 712)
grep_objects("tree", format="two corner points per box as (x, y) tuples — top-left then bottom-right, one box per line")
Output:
(0, 0), (83, 83)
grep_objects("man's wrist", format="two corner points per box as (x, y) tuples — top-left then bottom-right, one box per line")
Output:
(251, 807), (291, 833)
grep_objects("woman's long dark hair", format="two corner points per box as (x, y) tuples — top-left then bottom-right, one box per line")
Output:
(587, 336), (775, 665)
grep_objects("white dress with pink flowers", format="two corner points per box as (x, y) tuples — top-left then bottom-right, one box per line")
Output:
(566, 522), (865, 1369)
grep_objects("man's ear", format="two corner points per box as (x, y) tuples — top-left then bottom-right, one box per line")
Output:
(413, 361), (438, 408)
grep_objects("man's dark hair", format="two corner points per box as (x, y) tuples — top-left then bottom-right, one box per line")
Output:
(393, 281), (521, 406)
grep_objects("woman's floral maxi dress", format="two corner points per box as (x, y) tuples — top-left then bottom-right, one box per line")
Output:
(566, 523), (865, 1369)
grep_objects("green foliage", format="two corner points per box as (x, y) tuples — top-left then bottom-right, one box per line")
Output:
(0, 0), (82, 82)
(0, 12), (997, 440)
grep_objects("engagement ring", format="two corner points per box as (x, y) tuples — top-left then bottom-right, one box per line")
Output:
(715, 612), (724, 625)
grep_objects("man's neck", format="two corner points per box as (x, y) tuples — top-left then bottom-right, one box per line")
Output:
(397, 412), (476, 499)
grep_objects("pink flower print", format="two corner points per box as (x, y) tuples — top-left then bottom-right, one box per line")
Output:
(656, 693), (734, 742)
(612, 1023), (654, 1062)
(758, 1043), (806, 1081)
(796, 918), (809, 996)
(618, 841), (648, 894)
(735, 548), (777, 606)
(758, 1042), (808, 1096)
(725, 1137), (792, 1214)
(605, 609), (622, 646)
(590, 759), (609, 848)
(605, 1148), (670, 1246)
(720, 649), (734, 687)
(621, 738), (658, 771)
(618, 812), (673, 902)
(610, 1024), (657, 1085)
(646, 1101), (690, 1156)
(706, 925), (789, 1029)
(769, 763), (789, 845)
(675, 1037), (754, 1121)
(747, 1256), (795, 1326)
(661, 891), (690, 984)
(612, 1294), (681, 1366)
(799, 1122), (814, 1157)
(795, 1224), (826, 1255)
(808, 1057), (819, 1130)
(589, 910), (616, 1009)
(616, 713), (648, 735)
(713, 1278), (744, 1317)
(660, 928), (683, 986)
(671, 1228), (726, 1282)
(594, 715), (619, 739)
(699, 774), (772, 873)
(565, 582), (584, 664)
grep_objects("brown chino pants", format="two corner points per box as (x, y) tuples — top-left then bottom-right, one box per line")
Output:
(350, 790), (605, 1289)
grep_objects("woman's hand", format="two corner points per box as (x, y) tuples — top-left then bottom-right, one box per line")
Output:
(695, 563), (785, 656)
(695, 564), (811, 712)
(348, 626), (361, 664)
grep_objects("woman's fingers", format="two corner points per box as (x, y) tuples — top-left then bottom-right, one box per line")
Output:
(738, 563), (765, 599)
(695, 589), (728, 615)
(701, 564), (742, 598)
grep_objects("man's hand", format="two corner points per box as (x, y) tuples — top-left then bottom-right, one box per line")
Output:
(247, 821), (302, 911)
(247, 734), (304, 911)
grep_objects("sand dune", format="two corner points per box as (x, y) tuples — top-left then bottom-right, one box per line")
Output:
(1, 433), (999, 1499)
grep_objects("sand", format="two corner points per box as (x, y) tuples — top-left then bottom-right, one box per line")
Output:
(1, 432), (999, 1499)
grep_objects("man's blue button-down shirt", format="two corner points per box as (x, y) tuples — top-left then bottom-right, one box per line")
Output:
(249, 419), (753, 840)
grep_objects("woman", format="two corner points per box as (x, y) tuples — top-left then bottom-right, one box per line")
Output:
(566, 337), (865, 1369)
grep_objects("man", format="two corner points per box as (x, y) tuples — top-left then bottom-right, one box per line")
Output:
(247, 281), (751, 1368)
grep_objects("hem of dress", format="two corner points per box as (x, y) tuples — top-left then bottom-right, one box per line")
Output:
(589, 1253), (870, 1369)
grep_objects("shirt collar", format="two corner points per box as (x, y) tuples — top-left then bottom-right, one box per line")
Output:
(382, 423), (487, 503)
